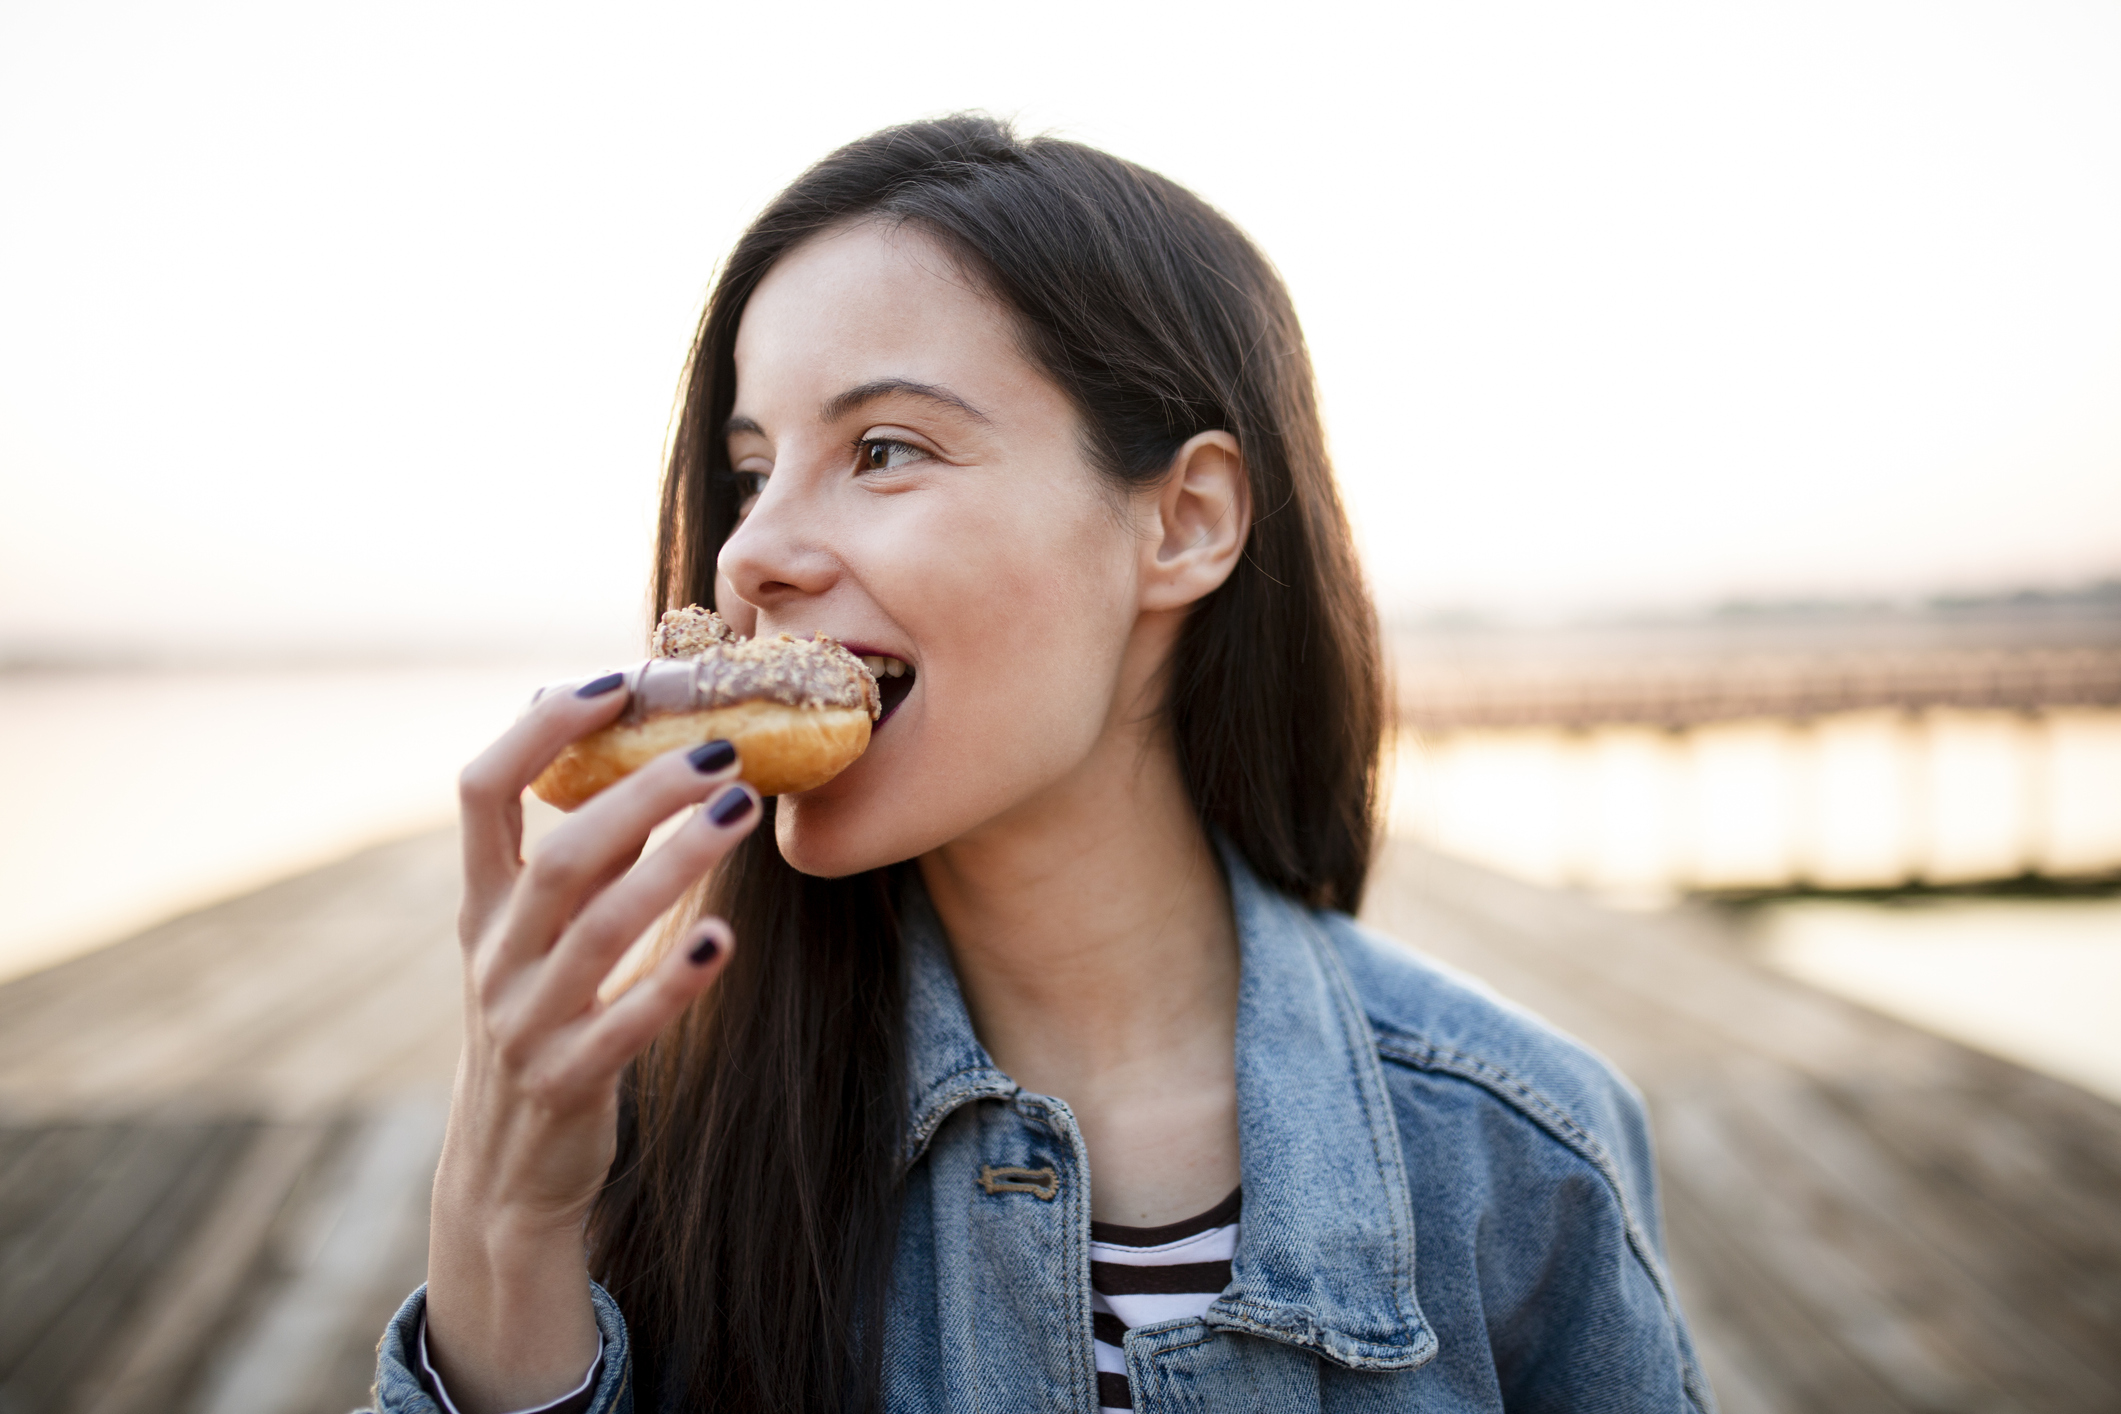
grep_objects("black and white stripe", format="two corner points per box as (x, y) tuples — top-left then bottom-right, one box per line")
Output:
(1089, 1188), (1241, 1412)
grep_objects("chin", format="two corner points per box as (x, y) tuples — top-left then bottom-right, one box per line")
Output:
(773, 792), (894, 878)
(772, 749), (937, 878)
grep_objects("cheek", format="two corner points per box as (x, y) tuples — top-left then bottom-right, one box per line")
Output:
(911, 484), (1140, 729)
(953, 521), (1123, 626)
(779, 478), (1143, 872)
(933, 554), (1136, 792)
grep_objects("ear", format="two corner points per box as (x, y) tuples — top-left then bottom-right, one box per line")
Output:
(1139, 430), (1251, 613)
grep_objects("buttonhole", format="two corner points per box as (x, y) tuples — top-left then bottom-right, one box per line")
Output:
(978, 1164), (1060, 1201)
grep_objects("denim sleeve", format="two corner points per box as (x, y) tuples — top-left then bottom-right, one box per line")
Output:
(1474, 1083), (1714, 1414)
(367, 1282), (634, 1414)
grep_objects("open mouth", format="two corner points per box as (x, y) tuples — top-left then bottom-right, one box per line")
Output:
(851, 650), (916, 727)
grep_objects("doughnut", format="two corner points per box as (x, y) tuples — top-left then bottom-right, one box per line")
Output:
(530, 608), (881, 810)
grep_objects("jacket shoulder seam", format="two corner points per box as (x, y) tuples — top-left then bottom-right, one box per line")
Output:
(1372, 1028), (1610, 1166)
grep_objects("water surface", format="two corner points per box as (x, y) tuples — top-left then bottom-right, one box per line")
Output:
(0, 663), (581, 981)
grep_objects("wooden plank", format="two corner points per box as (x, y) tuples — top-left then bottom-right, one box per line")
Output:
(1661, 1164), (1916, 1414)
(1823, 1067), (2121, 1362)
(1661, 1080), (2032, 1412)
(0, 1126), (125, 1270)
(1716, 1071), (2111, 1405)
(77, 1122), (333, 1414)
(194, 1098), (445, 1414)
(0, 1122), (252, 1411)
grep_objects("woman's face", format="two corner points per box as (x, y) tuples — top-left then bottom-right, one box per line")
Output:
(716, 220), (1154, 876)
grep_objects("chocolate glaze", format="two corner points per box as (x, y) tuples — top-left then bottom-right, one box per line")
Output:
(620, 622), (880, 723)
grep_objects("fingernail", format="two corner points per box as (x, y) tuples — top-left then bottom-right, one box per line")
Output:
(688, 739), (737, 773)
(688, 932), (722, 965)
(708, 786), (755, 827)
(575, 672), (625, 698)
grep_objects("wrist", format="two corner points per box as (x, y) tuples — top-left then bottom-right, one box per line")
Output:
(428, 1193), (591, 1302)
(428, 1138), (602, 1246)
(424, 1218), (600, 1414)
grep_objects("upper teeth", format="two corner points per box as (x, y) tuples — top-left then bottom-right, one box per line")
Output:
(860, 655), (909, 679)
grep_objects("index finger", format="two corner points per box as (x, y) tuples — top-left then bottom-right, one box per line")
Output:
(457, 671), (632, 922)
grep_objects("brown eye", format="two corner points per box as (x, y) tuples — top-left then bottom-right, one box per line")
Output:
(859, 439), (923, 472)
(733, 471), (766, 519)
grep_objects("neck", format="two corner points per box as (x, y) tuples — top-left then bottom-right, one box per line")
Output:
(917, 632), (1242, 1222)
(919, 732), (1236, 1077)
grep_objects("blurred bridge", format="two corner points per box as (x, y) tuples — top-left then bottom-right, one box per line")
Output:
(1388, 594), (2121, 893)
(1397, 642), (2121, 730)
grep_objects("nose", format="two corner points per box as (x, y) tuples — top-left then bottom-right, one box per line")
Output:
(716, 467), (840, 612)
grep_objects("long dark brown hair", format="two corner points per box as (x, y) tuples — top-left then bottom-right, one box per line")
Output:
(588, 114), (1383, 1412)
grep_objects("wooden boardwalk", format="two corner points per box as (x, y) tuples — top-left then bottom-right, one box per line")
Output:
(1363, 844), (2121, 1413)
(0, 831), (461, 1414)
(2, 830), (2117, 1412)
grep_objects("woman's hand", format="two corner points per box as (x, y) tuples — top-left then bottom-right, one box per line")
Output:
(424, 674), (761, 1414)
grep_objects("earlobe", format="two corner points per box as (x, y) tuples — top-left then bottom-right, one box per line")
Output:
(1143, 431), (1250, 612)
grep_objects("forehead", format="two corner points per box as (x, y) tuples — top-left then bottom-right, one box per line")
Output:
(732, 221), (1041, 414)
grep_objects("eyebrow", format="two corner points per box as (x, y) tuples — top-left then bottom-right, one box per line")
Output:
(721, 381), (992, 443)
(723, 379), (990, 441)
(825, 378), (989, 424)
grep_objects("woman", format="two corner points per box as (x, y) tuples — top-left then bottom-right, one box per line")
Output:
(374, 116), (1712, 1414)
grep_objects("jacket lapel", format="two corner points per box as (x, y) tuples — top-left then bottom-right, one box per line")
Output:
(1210, 844), (1437, 1371)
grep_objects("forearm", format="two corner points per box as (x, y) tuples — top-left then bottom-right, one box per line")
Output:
(424, 1181), (602, 1414)
(423, 697), (749, 1411)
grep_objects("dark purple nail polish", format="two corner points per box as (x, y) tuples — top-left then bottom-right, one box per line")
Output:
(689, 739), (736, 773)
(575, 672), (625, 698)
(688, 932), (721, 965)
(708, 786), (755, 827)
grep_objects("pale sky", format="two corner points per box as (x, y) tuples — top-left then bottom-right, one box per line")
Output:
(3, 0), (2118, 660)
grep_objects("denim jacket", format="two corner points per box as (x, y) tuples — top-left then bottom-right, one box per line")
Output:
(373, 847), (1714, 1412)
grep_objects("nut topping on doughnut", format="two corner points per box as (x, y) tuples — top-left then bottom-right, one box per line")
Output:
(651, 605), (741, 658)
(627, 608), (881, 722)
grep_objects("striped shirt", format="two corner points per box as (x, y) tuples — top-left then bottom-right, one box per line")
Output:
(1089, 1188), (1242, 1413)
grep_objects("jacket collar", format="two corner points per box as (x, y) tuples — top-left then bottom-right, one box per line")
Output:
(898, 874), (1019, 1163)
(898, 847), (1435, 1372)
